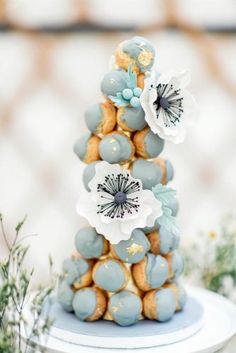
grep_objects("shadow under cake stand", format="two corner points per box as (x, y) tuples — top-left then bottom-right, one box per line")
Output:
(22, 285), (236, 353)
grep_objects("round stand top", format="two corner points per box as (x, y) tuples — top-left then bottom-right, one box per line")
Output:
(47, 295), (203, 341)
(22, 285), (236, 353)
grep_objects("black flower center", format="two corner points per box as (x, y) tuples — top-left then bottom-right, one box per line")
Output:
(114, 191), (127, 204)
(96, 173), (141, 219)
(159, 97), (170, 109)
(151, 83), (184, 127)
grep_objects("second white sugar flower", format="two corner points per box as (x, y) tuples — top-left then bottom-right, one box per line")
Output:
(140, 70), (197, 144)
(76, 161), (163, 244)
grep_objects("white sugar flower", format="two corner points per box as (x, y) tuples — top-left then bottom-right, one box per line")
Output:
(140, 70), (197, 143)
(76, 161), (162, 244)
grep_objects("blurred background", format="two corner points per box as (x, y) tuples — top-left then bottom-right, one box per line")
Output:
(0, 0), (236, 286)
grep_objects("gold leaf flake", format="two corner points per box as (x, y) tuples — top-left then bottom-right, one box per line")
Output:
(126, 243), (144, 255)
(137, 50), (153, 67)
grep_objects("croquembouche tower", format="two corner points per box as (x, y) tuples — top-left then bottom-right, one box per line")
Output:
(58, 36), (196, 326)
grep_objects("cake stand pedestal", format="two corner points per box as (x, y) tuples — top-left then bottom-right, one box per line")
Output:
(22, 286), (236, 353)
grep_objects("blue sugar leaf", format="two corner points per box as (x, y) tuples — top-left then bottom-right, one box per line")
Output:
(127, 64), (137, 89)
(152, 184), (176, 208)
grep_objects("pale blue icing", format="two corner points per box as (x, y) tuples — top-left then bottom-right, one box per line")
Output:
(72, 288), (96, 321)
(159, 226), (178, 255)
(146, 253), (168, 289)
(93, 259), (126, 292)
(165, 160), (174, 182)
(170, 252), (184, 280)
(108, 290), (142, 326)
(101, 70), (128, 97)
(85, 103), (102, 133)
(99, 133), (132, 163)
(73, 132), (91, 161)
(62, 258), (89, 285)
(155, 288), (176, 322)
(176, 283), (187, 309)
(122, 36), (155, 73)
(119, 106), (147, 131)
(75, 226), (105, 259)
(113, 229), (150, 264)
(83, 161), (98, 191)
(131, 159), (162, 190)
(57, 280), (74, 312)
(144, 130), (164, 158)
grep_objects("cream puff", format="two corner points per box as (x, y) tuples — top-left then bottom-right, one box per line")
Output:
(99, 132), (134, 164)
(163, 282), (187, 311)
(132, 253), (168, 291)
(115, 36), (155, 74)
(92, 258), (129, 292)
(62, 257), (93, 290)
(143, 287), (176, 322)
(133, 127), (164, 159)
(147, 226), (179, 255)
(75, 226), (109, 259)
(117, 106), (147, 132)
(72, 287), (107, 321)
(85, 101), (116, 135)
(165, 251), (184, 281)
(57, 280), (75, 312)
(74, 133), (100, 164)
(110, 229), (150, 264)
(108, 290), (142, 326)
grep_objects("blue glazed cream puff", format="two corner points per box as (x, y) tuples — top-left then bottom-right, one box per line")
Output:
(110, 229), (150, 264)
(147, 226), (179, 256)
(99, 132), (134, 164)
(115, 36), (155, 74)
(117, 106), (147, 132)
(62, 257), (93, 290)
(165, 251), (184, 281)
(57, 280), (75, 312)
(133, 127), (165, 159)
(101, 70), (128, 98)
(143, 287), (176, 321)
(130, 158), (174, 188)
(85, 101), (116, 135)
(132, 253), (168, 291)
(72, 287), (107, 321)
(108, 290), (142, 326)
(92, 258), (129, 292)
(164, 282), (187, 311)
(130, 159), (163, 189)
(153, 158), (174, 184)
(75, 227), (109, 259)
(74, 133), (100, 164)
(82, 161), (98, 191)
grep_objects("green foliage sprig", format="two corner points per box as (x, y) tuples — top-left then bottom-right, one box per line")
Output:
(183, 214), (236, 302)
(0, 214), (55, 353)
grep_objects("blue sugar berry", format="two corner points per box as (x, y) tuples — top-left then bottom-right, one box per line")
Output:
(130, 96), (140, 108)
(133, 87), (142, 97)
(122, 88), (133, 100)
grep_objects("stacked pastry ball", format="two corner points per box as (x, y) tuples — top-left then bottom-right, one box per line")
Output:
(58, 37), (186, 326)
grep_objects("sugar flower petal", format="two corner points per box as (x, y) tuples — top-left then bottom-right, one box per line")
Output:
(140, 69), (197, 144)
(77, 161), (162, 244)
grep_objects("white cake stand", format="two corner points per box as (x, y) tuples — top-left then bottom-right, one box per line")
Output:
(22, 286), (236, 353)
